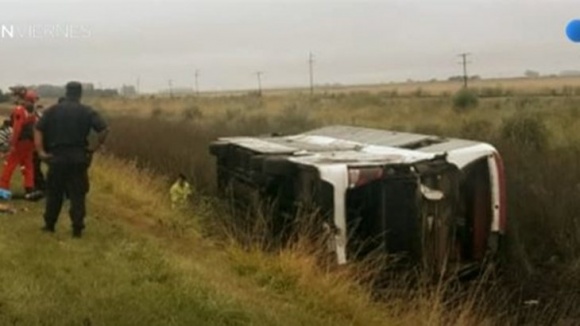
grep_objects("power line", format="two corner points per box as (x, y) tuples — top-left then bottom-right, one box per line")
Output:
(309, 52), (315, 96)
(194, 69), (200, 96)
(458, 52), (472, 88)
(255, 71), (263, 96)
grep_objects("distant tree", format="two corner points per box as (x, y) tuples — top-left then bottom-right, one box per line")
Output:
(95, 88), (119, 97)
(0, 89), (9, 103)
(32, 83), (118, 98)
(525, 70), (540, 78)
(449, 75), (481, 82)
(120, 85), (137, 97)
(36, 84), (66, 98)
(448, 75), (464, 82)
(83, 83), (95, 93)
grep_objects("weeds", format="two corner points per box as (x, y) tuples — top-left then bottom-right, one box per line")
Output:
(97, 91), (580, 323)
(500, 114), (549, 151)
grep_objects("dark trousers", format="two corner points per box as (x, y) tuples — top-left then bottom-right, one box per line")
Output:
(33, 152), (46, 191)
(44, 162), (89, 231)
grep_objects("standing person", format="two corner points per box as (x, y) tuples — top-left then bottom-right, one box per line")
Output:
(0, 89), (39, 198)
(32, 104), (46, 193)
(35, 81), (109, 237)
(33, 98), (64, 194)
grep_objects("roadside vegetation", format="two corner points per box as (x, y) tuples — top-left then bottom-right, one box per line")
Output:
(95, 87), (580, 323)
(2, 80), (580, 324)
(0, 154), (500, 325)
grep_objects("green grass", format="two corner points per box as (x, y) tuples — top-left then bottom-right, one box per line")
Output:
(0, 156), (412, 326)
(0, 210), (246, 325)
(0, 194), (266, 325)
(5, 88), (579, 324)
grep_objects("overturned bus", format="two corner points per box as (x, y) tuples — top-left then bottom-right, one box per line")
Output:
(209, 125), (506, 274)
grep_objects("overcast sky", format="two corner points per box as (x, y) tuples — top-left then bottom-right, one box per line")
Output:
(0, 0), (578, 92)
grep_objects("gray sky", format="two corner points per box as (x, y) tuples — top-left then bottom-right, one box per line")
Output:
(0, 0), (578, 93)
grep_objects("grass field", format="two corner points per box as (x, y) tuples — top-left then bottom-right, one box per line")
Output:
(1, 77), (580, 324)
(0, 155), (500, 325)
(92, 79), (580, 323)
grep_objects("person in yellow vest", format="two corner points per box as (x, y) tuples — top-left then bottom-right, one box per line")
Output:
(170, 173), (192, 209)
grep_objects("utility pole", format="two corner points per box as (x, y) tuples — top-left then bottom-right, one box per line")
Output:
(168, 79), (173, 98)
(458, 53), (471, 88)
(194, 69), (200, 96)
(255, 71), (263, 96)
(136, 76), (140, 95)
(309, 52), (315, 96)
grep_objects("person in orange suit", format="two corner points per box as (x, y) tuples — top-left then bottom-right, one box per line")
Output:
(0, 89), (40, 199)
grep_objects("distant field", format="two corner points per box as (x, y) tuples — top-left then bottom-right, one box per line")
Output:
(2, 76), (580, 111)
(314, 75), (580, 96)
(186, 75), (580, 97)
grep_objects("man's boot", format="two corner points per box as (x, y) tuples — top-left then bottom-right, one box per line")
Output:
(72, 228), (83, 238)
(41, 225), (55, 233)
(24, 187), (43, 201)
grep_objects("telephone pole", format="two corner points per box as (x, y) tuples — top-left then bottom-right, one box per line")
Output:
(136, 76), (140, 95)
(255, 71), (263, 96)
(309, 52), (315, 96)
(168, 79), (173, 98)
(194, 69), (200, 96)
(458, 53), (471, 88)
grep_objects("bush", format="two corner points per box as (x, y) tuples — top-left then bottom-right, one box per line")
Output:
(151, 106), (163, 118)
(514, 96), (539, 110)
(0, 89), (9, 103)
(411, 87), (426, 97)
(452, 89), (479, 111)
(500, 114), (549, 151)
(273, 104), (319, 134)
(182, 105), (203, 121)
(478, 86), (505, 98)
(459, 119), (494, 141)
(343, 92), (384, 108)
(561, 85), (577, 96)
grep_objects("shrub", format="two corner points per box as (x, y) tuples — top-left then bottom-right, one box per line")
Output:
(0, 89), (10, 103)
(151, 106), (163, 118)
(514, 96), (539, 110)
(182, 105), (203, 121)
(479, 86), (504, 98)
(562, 85), (576, 96)
(412, 87), (426, 97)
(274, 104), (319, 134)
(459, 119), (494, 141)
(452, 89), (479, 111)
(500, 114), (549, 151)
(343, 92), (384, 108)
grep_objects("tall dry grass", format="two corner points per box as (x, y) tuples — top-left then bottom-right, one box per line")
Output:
(98, 91), (580, 323)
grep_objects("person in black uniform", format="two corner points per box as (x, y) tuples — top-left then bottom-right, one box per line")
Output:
(32, 104), (46, 194)
(34, 82), (109, 237)
(32, 98), (65, 195)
